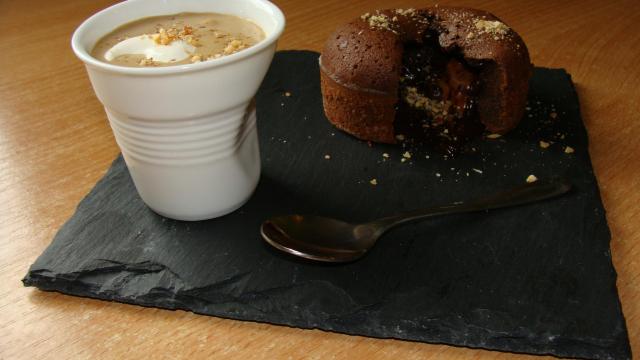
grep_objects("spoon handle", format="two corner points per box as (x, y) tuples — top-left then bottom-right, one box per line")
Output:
(370, 178), (572, 232)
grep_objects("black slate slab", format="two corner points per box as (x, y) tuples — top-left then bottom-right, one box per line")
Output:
(24, 51), (630, 359)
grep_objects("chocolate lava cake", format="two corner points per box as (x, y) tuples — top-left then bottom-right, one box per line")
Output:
(319, 7), (532, 150)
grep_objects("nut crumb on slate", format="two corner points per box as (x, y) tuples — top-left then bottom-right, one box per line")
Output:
(370, 178), (378, 185)
(486, 133), (502, 139)
(539, 140), (550, 149)
(472, 168), (483, 174)
(526, 174), (538, 183)
(382, 153), (390, 159)
(550, 112), (558, 119)
(402, 151), (412, 159)
(401, 158), (407, 163)
(436, 173), (441, 177)
(395, 134), (405, 141)
(565, 146), (575, 154)
(324, 154), (331, 159)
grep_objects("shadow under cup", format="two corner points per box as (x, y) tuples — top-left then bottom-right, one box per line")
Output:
(71, 0), (285, 221)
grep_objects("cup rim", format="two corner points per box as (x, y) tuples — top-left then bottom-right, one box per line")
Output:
(71, 0), (285, 76)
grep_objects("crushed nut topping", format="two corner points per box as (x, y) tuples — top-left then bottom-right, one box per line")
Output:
(151, 26), (195, 45)
(564, 146), (575, 154)
(539, 140), (550, 148)
(395, 8), (416, 16)
(361, 11), (397, 33)
(473, 19), (510, 39)
(139, 58), (155, 66)
(404, 87), (454, 120)
(486, 133), (502, 139)
(526, 175), (538, 183)
(223, 39), (247, 55)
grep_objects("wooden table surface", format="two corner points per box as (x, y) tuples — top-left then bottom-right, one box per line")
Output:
(1, 0), (638, 358)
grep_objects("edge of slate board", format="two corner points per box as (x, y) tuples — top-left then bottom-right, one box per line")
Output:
(23, 51), (631, 360)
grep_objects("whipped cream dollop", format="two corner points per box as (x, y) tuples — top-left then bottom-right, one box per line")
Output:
(104, 35), (196, 63)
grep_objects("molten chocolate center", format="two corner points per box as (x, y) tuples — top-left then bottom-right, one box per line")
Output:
(395, 36), (483, 155)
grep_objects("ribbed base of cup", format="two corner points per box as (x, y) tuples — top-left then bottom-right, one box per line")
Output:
(107, 106), (261, 221)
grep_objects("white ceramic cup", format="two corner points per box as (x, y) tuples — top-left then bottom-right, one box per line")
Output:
(72, 0), (285, 221)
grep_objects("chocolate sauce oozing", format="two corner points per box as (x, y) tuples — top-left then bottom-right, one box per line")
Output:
(395, 37), (484, 155)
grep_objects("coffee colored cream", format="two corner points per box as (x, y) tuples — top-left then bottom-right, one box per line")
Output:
(92, 12), (265, 67)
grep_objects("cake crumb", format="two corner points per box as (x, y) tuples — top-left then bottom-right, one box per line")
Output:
(324, 154), (331, 160)
(539, 140), (550, 149)
(526, 174), (538, 183)
(486, 133), (502, 139)
(564, 146), (575, 154)
(402, 151), (412, 159)
(370, 178), (378, 185)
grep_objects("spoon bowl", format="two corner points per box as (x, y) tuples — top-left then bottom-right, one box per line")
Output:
(261, 215), (369, 262)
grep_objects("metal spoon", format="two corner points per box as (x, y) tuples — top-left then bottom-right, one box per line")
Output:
(261, 179), (571, 263)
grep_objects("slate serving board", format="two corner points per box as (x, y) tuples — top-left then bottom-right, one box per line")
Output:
(24, 51), (630, 359)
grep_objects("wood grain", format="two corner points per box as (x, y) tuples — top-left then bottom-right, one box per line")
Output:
(1, 0), (638, 359)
